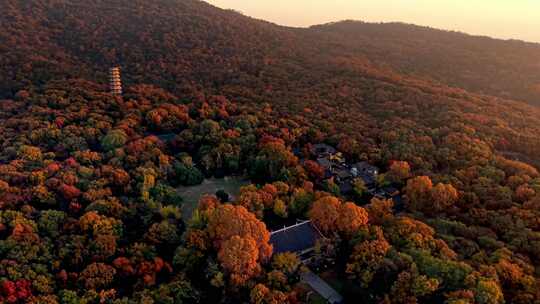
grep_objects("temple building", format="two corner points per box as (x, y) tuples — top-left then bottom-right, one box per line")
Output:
(109, 67), (123, 96)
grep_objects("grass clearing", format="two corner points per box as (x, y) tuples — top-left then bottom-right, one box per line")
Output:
(177, 176), (249, 220)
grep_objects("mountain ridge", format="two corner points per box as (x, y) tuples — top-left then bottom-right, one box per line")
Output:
(308, 20), (540, 104)
(313, 20), (540, 46)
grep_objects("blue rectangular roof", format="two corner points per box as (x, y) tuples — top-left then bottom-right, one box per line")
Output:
(270, 221), (322, 254)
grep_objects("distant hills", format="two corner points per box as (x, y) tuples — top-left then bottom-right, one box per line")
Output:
(310, 20), (540, 104)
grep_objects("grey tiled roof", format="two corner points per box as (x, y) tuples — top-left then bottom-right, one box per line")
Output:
(312, 144), (337, 155)
(359, 172), (377, 186)
(270, 221), (322, 255)
(317, 157), (332, 169)
(352, 162), (379, 174)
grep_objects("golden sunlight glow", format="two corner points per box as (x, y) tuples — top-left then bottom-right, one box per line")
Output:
(206, 0), (540, 43)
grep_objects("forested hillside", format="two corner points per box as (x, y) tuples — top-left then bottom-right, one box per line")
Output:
(3, 0), (540, 105)
(2, 0), (540, 303)
(0, 0), (298, 99)
(310, 21), (540, 104)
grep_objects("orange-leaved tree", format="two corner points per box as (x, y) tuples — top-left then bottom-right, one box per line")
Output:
(405, 176), (433, 210)
(218, 235), (261, 287)
(430, 183), (459, 212)
(207, 204), (272, 262)
(337, 202), (369, 236)
(387, 161), (411, 183)
(309, 196), (341, 233)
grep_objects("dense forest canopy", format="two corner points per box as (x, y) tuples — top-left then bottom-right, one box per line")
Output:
(2, 0), (540, 303)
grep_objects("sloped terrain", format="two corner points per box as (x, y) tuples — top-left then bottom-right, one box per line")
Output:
(311, 21), (540, 104)
(2, 1), (540, 303)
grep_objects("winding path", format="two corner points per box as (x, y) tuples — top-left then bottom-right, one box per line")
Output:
(301, 269), (343, 304)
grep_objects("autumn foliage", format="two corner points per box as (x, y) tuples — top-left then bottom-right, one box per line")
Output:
(218, 236), (262, 286)
(1, 0), (540, 303)
(207, 204), (273, 262)
(309, 196), (368, 236)
(309, 196), (341, 233)
(337, 202), (369, 236)
(405, 176), (459, 214)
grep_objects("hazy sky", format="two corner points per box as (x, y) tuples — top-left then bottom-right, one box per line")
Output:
(206, 0), (540, 43)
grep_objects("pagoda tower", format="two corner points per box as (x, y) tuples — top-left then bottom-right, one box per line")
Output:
(109, 67), (123, 96)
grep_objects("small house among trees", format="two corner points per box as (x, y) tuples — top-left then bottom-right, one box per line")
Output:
(351, 162), (379, 189)
(311, 144), (337, 157)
